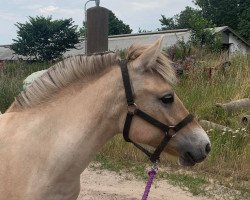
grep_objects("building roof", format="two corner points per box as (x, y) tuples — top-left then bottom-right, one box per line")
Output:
(109, 29), (190, 38)
(214, 26), (250, 47)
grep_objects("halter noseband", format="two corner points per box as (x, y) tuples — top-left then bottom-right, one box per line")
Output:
(119, 60), (193, 163)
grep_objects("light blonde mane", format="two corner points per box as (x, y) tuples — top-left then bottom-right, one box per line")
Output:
(9, 44), (176, 111)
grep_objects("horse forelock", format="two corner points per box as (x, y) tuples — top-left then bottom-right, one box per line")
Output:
(9, 44), (176, 112)
(126, 44), (177, 85)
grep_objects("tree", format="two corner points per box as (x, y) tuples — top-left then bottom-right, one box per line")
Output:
(194, 0), (250, 41)
(79, 10), (132, 37)
(194, 0), (239, 30)
(159, 7), (208, 30)
(12, 16), (79, 61)
(108, 11), (132, 35)
(78, 21), (86, 38)
(159, 7), (221, 51)
(159, 15), (177, 30)
(238, 6), (250, 41)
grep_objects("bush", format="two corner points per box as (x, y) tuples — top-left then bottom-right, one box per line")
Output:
(12, 16), (79, 61)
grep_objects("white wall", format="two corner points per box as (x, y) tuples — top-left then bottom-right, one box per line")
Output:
(229, 33), (249, 54)
(63, 31), (191, 57)
(108, 31), (191, 51)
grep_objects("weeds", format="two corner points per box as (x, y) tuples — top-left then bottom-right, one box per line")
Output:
(0, 61), (49, 111)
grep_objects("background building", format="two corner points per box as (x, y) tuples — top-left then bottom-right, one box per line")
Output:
(0, 26), (249, 61)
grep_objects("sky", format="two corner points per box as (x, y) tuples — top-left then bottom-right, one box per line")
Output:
(0, 0), (196, 45)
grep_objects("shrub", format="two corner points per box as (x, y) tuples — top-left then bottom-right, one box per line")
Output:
(12, 16), (79, 61)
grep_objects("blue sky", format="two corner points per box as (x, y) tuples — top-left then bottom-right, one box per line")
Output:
(0, 0), (196, 44)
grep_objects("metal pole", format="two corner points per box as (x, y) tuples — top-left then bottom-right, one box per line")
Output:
(84, 0), (100, 54)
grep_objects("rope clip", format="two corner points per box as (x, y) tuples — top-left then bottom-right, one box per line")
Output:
(151, 161), (158, 172)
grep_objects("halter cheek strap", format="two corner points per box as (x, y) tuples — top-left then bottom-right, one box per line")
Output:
(119, 60), (193, 163)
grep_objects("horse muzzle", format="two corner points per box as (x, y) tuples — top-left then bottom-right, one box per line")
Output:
(177, 129), (211, 166)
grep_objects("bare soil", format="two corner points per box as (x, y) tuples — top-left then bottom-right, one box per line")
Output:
(77, 167), (211, 200)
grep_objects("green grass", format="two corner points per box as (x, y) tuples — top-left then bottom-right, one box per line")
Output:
(171, 53), (250, 193)
(0, 61), (50, 112)
(95, 154), (125, 172)
(95, 153), (148, 179)
(158, 172), (209, 195)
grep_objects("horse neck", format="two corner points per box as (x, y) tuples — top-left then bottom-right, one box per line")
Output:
(37, 66), (126, 175)
(0, 66), (128, 199)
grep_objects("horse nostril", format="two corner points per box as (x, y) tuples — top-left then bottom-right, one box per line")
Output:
(205, 143), (211, 154)
(185, 152), (195, 161)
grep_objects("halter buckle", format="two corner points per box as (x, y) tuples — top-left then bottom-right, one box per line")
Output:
(127, 103), (138, 114)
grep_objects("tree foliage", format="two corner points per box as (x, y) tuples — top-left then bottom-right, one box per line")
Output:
(79, 10), (132, 37)
(12, 16), (79, 61)
(108, 11), (132, 35)
(194, 0), (250, 41)
(238, 6), (250, 42)
(78, 21), (86, 38)
(160, 7), (204, 30)
(159, 15), (177, 30)
(160, 7), (221, 51)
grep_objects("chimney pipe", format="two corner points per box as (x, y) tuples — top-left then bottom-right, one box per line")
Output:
(95, 0), (100, 6)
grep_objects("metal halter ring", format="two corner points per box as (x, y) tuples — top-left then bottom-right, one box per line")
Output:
(166, 126), (177, 138)
(127, 103), (138, 114)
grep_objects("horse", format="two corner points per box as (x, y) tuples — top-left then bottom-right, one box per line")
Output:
(0, 38), (210, 200)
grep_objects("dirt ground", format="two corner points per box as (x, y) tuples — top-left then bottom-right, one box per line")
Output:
(77, 167), (211, 200)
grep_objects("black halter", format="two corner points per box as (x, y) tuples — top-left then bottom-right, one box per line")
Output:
(119, 60), (193, 163)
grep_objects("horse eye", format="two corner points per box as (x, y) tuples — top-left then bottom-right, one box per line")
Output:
(160, 93), (174, 104)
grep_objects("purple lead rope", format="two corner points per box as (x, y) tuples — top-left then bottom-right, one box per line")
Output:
(141, 167), (157, 200)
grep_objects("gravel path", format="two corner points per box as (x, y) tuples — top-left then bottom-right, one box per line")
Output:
(77, 167), (211, 200)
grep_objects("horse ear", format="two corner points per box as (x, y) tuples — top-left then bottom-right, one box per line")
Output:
(132, 36), (164, 71)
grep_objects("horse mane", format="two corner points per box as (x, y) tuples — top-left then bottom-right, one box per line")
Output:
(8, 44), (176, 112)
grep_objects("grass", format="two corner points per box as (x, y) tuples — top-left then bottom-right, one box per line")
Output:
(0, 53), (249, 198)
(172, 53), (250, 195)
(95, 154), (148, 179)
(158, 171), (209, 196)
(0, 61), (50, 112)
(95, 153), (209, 196)
(175, 53), (250, 126)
